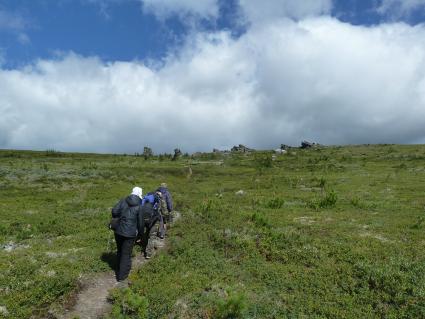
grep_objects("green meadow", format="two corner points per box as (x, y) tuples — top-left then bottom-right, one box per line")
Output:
(0, 145), (424, 318)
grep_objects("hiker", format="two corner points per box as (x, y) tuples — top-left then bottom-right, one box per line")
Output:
(139, 191), (163, 259)
(111, 186), (144, 282)
(156, 183), (174, 236)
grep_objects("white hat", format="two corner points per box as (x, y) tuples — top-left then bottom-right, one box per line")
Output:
(131, 186), (143, 199)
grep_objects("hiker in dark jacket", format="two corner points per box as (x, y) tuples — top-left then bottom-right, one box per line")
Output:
(139, 192), (163, 258)
(111, 186), (144, 282)
(156, 183), (174, 235)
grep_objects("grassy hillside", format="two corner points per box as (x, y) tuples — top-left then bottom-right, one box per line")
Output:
(0, 145), (424, 318)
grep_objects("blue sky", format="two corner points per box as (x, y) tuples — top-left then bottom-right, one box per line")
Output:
(1, 0), (243, 68)
(2, 0), (425, 68)
(2, 0), (425, 153)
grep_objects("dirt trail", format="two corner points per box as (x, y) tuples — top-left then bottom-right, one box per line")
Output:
(48, 213), (180, 319)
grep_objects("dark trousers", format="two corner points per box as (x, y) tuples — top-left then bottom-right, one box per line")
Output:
(140, 214), (163, 256)
(114, 233), (135, 281)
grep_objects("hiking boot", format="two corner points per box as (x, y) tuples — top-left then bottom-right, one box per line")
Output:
(144, 252), (151, 259)
(115, 279), (129, 289)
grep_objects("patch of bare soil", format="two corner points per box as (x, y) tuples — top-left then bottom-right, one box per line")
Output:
(47, 212), (180, 319)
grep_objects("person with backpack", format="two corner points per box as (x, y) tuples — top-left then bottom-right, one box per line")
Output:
(156, 183), (174, 235)
(139, 191), (163, 259)
(111, 186), (144, 282)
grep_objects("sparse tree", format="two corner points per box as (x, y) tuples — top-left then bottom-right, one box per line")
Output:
(143, 146), (153, 160)
(172, 148), (182, 161)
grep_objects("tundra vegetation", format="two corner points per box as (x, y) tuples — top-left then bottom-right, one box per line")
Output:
(0, 145), (424, 318)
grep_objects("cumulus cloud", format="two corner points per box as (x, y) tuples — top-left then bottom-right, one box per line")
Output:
(0, 50), (256, 153)
(2, 17), (425, 153)
(238, 0), (332, 24)
(377, 0), (425, 17)
(141, 0), (219, 19)
(139, 0), (332, 23)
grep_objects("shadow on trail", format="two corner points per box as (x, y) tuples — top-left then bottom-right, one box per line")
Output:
(100, 252), (117, 272)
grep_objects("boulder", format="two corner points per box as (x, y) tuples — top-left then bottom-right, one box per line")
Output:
(274, 149), (287, 154)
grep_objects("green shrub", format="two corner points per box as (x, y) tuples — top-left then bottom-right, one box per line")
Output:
(254, 153), (273, 171)
(214, 290), (248, 319)
(318, 177), (326, 189)
(265, 197), (285, 209)
(411, 216), (425, 229)
(308, 190), (338, 210)
(250, 212), (270, 228)
(198, 199), (222, 221)
(109, 288), (148, 319)
(350, 197), (377, 210)
(319, 190), (337, 208)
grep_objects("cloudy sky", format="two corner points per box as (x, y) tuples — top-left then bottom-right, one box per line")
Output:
(1, 0), (425, 153)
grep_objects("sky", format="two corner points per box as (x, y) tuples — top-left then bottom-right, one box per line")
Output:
(1, 0), (425, 153)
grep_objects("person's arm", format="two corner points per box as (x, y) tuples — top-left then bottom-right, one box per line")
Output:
(111, 199), (124, 218)
(166, 191), (173, 212)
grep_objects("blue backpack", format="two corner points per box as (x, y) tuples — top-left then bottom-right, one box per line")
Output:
(140, 192), (160, 221)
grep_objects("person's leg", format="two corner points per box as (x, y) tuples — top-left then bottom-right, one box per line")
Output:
(114, 232), (123, 279)
(158, 213), (165, 239)
(144, 220), (159, 258)
(117, 236), (135, 281)
(141, 219), (150, 256)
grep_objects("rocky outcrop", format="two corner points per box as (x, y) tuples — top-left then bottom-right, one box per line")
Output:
(280, 144), (291, 150)
(231, 144), (254, 153)
(300, 140), (320, 149)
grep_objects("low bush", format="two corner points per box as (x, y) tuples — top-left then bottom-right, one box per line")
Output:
(214, 290), (248, 319)
(108, 288), (148, 319)
(250, 212), (271, 228)
(265, 197), (285, 209)
(308, 190), (338, 210)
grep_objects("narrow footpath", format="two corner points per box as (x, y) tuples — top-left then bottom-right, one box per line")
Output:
(48, 212), (180, 319)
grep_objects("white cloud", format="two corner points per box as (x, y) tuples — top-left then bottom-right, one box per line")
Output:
(139, 0), (332, 22)
(0, 10), (26, 31)
(80, 0), (133, 19)
(2, 18), (425, 153)
(238, 0), (332, 24)
(377, 0), (425, 17)
(0, 49), (5, 67)
(17, 32), (30, 45)
(0, 9), (31, 46)
(141, 0), (219, 19)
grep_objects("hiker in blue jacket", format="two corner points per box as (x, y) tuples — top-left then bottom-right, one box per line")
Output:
(139, 191), (163, 258)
